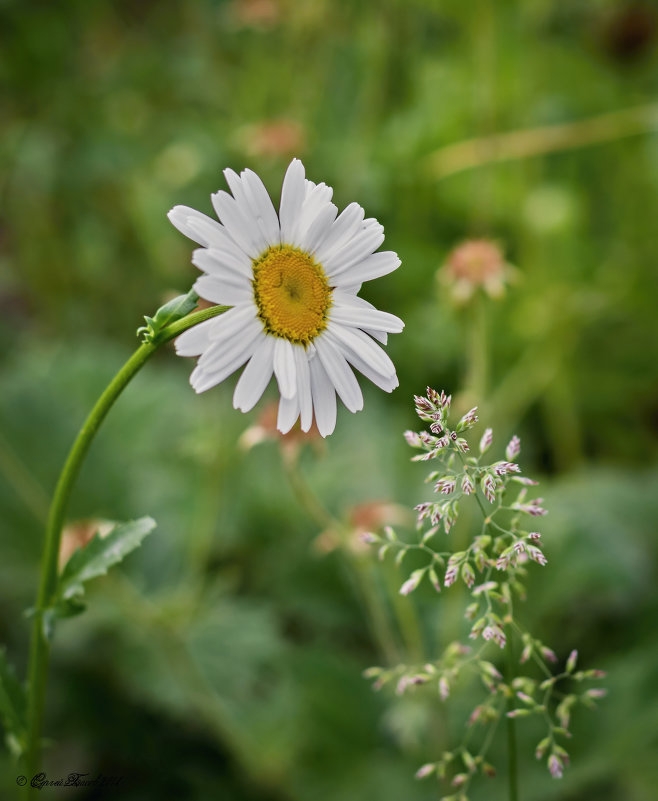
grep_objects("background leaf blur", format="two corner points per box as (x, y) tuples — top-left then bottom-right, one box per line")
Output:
(1, 1), (657, 799)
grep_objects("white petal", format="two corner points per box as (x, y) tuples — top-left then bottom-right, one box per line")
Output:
(346, 357), (398, 392)
(223, 168), (250, 209)
(225, 167), (281, 249)
(211, 190), (264, 258)
(187, 368), (220, 393)
(175, 316), (220, 357)
(190, 325), (262, 393)
(242, 169), (281, 247)
(331, 291), (376, 309)
(300, 202), (338, 255)
(363, 329), (387, 345)
(305, 180), (333, 206)
(295, 182), (336, 249)
(325, 322), (396, 377)
(192, 247), (253, 281)
(197, 316), (262, 372)
(363, 368), (397, 392)
(279, 159), (306, 243)
(324, 225), (385, 277)
(293, 346), (313, 431)
(190, 351), (258, 394)
(233, 336), (275, 412)
(330, 292), (388, 342)
(329, 304), (404, 333)
(203, 303), (259, 342)
(309, 353), (336, 437)
(314, 203), (364, 265)
(326, 328), (398, 393)
(332, 251), (400, 285)
(277, 393), (300, 434)
(315, 337), (363, 413)
(193, 274), (252, 306)
(336, 282), (362, 294)
(273, 338), (297, 399)
(187, 221), (253, 267)
(168, 206), (227, 249)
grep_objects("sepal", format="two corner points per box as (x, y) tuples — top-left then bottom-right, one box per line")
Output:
(137, 289), (199, 343)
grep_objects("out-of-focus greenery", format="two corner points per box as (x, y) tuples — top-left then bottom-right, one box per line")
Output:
(1, 1), (657, 799)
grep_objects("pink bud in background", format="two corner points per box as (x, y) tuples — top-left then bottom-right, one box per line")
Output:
(506, 435), (521, 460)
(479, 427), (493, 454)
(414, 764), (435, 780)
(548, 754), (563, 779)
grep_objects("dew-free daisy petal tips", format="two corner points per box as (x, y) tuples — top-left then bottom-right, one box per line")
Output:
(169, 158), (404, 437)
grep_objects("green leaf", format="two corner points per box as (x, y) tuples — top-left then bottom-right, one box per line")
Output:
(57, 516), (157, 602)
(42, 597), (88, 640)
(137, 289), (199, 343)
(0, 648), (27, 756)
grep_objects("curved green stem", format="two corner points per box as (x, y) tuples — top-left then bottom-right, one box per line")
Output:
(23, 303), (227, 790)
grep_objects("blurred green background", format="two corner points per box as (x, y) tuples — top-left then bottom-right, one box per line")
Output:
(1, 0), (658, 799)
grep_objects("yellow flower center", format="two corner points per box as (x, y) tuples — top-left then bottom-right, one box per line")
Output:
(252, 245), (332, 345)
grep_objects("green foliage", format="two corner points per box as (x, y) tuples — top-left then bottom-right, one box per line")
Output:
(0, 648), (26, 758)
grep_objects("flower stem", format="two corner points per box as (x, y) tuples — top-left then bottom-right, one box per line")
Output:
(465, 295), (488, 402)
(23, 303), (227, 791)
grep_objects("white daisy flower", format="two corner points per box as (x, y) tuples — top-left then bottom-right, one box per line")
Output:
(168, 158), (404, 437)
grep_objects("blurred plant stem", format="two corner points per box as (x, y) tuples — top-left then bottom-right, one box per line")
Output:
(281, 450), (426, 665)
(488, 312), (585, 469)
(383, 564), (425, 665)
(184, 416), (228, 597)
(0, 430), (50, 524)
(23, 302), (228, 794)
(464, 295), (489, 403)
(427, 102), (658, 181)
(541, 371), (584, 471)
(471, 0), (497, 231)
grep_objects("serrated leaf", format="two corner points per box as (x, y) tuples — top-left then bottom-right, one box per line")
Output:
(57, 516), (156, 602)
(0, 648), (27, 753)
